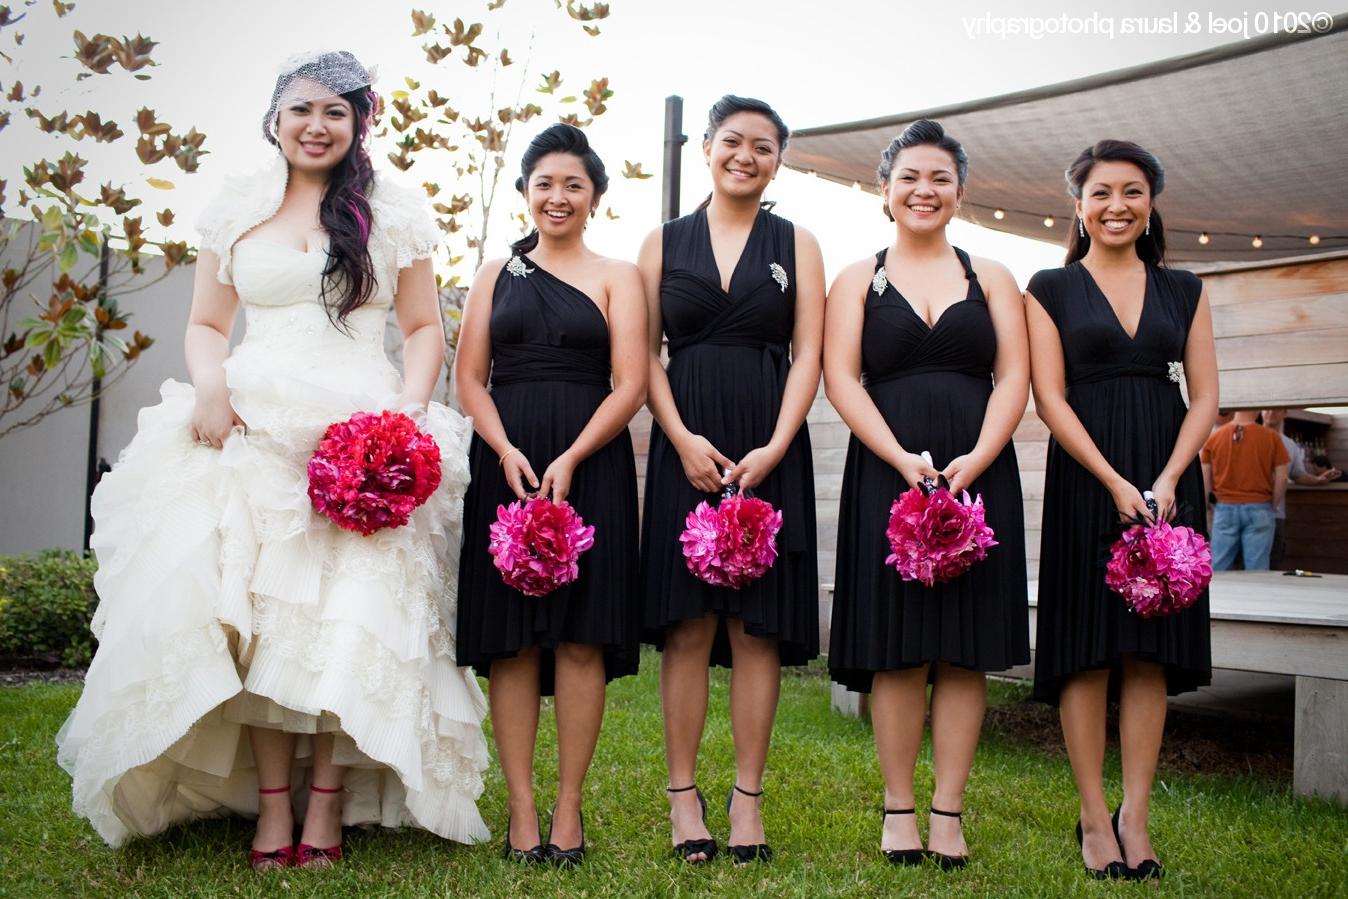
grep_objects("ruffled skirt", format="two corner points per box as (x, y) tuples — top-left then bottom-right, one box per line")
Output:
(56, 356), (490, 847)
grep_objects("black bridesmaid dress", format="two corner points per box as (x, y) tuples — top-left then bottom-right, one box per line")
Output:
(1029, 262), (1211, 704)
(640, 207), (819, 667)
(829, 248), (1029, 692)
(456, 255), (640, 696)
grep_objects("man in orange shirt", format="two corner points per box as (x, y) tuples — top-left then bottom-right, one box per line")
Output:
(1201, 410), (1289, 570)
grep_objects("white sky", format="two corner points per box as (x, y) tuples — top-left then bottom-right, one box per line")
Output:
(6, 0), (1269, 286)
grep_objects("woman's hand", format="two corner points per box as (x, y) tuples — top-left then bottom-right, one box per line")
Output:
(942, 452), (989, 496)
(1109, 478), (1154, 524)
(538, 452), (577, 504)
(893, 450), (941, 490)
(190, 388), (244, 449)
(724, 445), (784, 492)
(676, 433), (734, 493)
(1148, 475), (1178, 521)
(394, 392), (429, 427)
(500, 448), (539, 500)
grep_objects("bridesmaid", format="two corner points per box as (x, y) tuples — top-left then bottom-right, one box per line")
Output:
(824, 119), (1030, 869)
(639, 95), (824, 864)
(455, 123), (647, 866)
(1025, 140), (1217, 880)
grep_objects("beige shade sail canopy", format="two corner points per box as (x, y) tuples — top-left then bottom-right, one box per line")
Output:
(784, 21), (1348, 263)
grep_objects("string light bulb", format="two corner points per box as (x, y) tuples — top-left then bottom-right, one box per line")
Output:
(1043, 215), (1055, 228)
(1309, 234), (1321, 246)
(1198, 232), (1210, 245)
(1251, 235), (1263, 249)
(993, 208), (1005, 220)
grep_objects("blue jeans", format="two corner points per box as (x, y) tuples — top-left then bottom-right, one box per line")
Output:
(1211, 502), (1276, 570)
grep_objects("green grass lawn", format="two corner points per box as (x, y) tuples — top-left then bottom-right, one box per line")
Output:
(2, 655), (1346, 898)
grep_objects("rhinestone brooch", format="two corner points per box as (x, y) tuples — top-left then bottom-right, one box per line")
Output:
(506, 256), (534, 278)
(769, 262), (788, 293)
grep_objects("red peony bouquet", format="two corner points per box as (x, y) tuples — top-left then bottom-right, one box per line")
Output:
(489, 497), (595, 597)
(680, 494), (783, 590)
(1105, 520), (1211, 618)
(307, 410), (442, 536)
(885, 478), (997, 587)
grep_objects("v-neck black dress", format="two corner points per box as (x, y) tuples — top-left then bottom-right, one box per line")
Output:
(829, 248), (1029, 692)
(640, 207), (819, 668)
(456, 256), (640, 696)
(1028, 262), (1211, 704)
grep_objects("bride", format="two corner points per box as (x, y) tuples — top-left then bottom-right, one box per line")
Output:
(55, 50), (489, 869)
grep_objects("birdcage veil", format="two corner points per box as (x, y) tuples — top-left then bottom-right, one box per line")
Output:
(262, 49), (378, 145)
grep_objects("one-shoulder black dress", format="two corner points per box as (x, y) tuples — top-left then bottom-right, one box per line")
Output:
(829, 248), (1029, 692)
(457, 256), (639, 696)
(641, 207), (819, 667)
(1028, 262), (1211, 704)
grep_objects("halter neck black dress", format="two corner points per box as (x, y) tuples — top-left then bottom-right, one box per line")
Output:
(829, 248), (1029, 692)
(1028, 262), (1211, 704)
(456, 256), (640, 696)
(640, 207), (819, 667)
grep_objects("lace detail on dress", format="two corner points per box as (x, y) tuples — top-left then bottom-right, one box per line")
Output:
(370, 177), (442, 272)
(195, 156), (289, 286)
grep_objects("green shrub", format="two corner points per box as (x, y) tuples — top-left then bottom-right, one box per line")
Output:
(0, 549), (99, 668)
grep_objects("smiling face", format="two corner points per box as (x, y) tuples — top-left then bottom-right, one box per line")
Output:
(1076, 159), (1152, 249)
(703, 111), (782, 201)
(274, 78), (356, 175)
(524, 151), (596, 241)
(882, 143), (963, 233)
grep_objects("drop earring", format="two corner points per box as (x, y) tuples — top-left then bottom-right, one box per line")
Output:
(1145, 214), (1151, 237)
(1078, 217), (1085, 239)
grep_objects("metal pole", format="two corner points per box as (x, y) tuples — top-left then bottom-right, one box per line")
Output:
(83, 241), (110, 552)
(661, 95), (686, 222)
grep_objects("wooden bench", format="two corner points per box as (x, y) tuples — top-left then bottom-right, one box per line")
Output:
(826, 571), (1348, 803)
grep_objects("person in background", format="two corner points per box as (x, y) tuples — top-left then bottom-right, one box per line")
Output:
(1261, 409), (1341, 568)
(1201, 410), (1288, 570)
(1308, 454), (1344, 483)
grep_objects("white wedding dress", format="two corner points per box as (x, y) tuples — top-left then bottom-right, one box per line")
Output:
(55, 164), (490, 848)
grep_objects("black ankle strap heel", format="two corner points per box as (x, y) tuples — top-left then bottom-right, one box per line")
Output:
(928, 807), (969, 871)
(667, 785), (718, 863)
(726, 785), (772, 865)
(881, 808), (927, 866)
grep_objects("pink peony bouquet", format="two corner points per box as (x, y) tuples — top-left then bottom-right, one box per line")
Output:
(308, 410), (442, 536)
(1105, 520), (1212, 618)
(489, 497), (595, 597)
(885, 483), (998, 587)
(681, 495), (784, 589)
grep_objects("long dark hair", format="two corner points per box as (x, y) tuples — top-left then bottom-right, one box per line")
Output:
(1064, 139), (1167, 266)
(265, 80), (378, 329)
(876, 119), (968, 221)
(510, 123), (609, 255)
(696, 94), (790, 211)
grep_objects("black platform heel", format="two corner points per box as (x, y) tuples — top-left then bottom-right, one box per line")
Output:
(881, 808), (927, 866)
(667, 784), (718, 863)
(502, 815), (546, 864)
(1113, 807), (1163, 881)
(545, 806), (585, 868)
(726, 785), (772, 864)
(1075, 819), (1128, 880)
(927, 807), (969, 870)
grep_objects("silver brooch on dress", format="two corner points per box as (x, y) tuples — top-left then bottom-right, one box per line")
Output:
(506, 256), (534, 278)
(769, 262), (788, 293)
(871, 268), (889, 296)
(1167, 361), (1184, 383)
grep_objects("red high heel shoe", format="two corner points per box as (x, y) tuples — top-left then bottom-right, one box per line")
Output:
(250, 785), (295, 872)
(296, 784), (344, 869)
